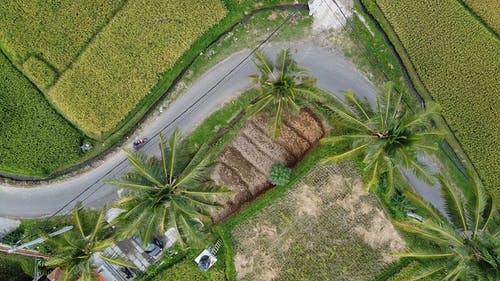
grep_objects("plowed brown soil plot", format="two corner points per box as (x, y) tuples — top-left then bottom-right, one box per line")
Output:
(231, 164), (406, 281)
(210, 109), (324, 222)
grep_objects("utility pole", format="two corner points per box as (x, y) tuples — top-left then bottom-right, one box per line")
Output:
(0, 225), (74, 259)
(8, 225), (73, 254)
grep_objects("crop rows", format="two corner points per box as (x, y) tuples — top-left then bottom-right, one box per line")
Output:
(0, 0), (124, 75)
(374, 0), (500, 191)
(47, 0), (227, 138)
(0, 52), (83, 177)
(463, 0), (500, 34)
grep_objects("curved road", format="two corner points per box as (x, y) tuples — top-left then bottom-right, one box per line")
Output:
(0, 40), (444, 218)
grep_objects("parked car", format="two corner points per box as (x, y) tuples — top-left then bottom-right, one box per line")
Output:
(132, 236), (162, 257)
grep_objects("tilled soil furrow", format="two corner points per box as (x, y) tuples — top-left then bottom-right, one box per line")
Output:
(242, 121), (296, 164)
(232, 134), (276, 176)
(218, 146), (269, 196)
(285, 109), (324, 144)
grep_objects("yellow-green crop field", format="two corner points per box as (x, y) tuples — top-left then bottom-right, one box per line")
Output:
(373, 0), (500, 190)
(48, 0), (227, 138)
(463, 0), (500, 34)
(0, 0), (124, 78)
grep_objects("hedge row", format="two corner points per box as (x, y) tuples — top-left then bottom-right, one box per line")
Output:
(47, 0), (227, 138)
(0, 52), (83, 177)
(0, 0), (124, 73)
(373, 0), (500, 192)
(463, 0), (500, 34)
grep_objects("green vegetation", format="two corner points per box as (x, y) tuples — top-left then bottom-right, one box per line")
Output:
(362, 0), (500, 197)
(248, 49), (318, 138)
(151, 258), (225, 281)
(268, 162), (291, 186)
(48, 0), (227, 138)
(393, 173), (499, 279)
(45, 204), (130, 281)
(0, 51), (82, 177)
(231, 164), (404, 281)
(0, 0), (124, 73)
(388, 261), (443, 281)
(462, 0), (500, 34)
(105, 130), (230, 249)
(0, 1), (306, 177)
(0, 253), (33, 281)
(321, 83), (443, 194)
(21, 56), (57, 90)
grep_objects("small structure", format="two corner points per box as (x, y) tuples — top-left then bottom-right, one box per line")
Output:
(308, 0), (353, 31)
(194, 249), (217, 272)
(81, 143), (93, 152)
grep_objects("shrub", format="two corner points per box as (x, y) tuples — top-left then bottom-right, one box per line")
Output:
(22, 56), (57, 90)
(268, 162), (291, 186)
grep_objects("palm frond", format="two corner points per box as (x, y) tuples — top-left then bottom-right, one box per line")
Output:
(100, 254), (136, 268)
(73, 202), (86, 239)
(402, 190), (443, 222)
(326, 104), (372, 132)
(321, 134), (372, 145)
(320, 143), (369, 164)
(123, 149), (163, 187)
(103, 179), (157, 191)
(438, 176), (468, 233)
(253, 51), (275, 80)
(410, 264), (446, 281)
(271, 99), (284, 139)
(390, 252), (454, 258)
(393, 221), (449, 245)
(467, 172), (488, 239)
(90, 205), (107, 243)
(344, 90), (371, 120)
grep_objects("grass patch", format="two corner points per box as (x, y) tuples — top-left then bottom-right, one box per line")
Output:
(362, 0), (500, 199)
(0, 0), (125, 73)
(0, 51), (83, 177)
(0, 253), (34, 281)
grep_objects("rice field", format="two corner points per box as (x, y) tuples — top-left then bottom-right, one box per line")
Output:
(47, 0), (227, 138)
(0, 52), (83, 177)
(0, 0), (124, 73)
(463, 0), (500, 34)
(372, 0), (500, 192)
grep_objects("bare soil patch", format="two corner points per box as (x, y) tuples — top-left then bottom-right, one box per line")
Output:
(210, 109), (324, 222)
(232, 164), (406, 281)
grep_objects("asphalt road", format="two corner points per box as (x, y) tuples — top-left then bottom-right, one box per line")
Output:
(0, 40), (445, 218)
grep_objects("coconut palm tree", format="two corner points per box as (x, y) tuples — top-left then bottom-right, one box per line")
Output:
(248, 48), (318, 138)
(320, 83), (443, 194)
(105, 129), (229, 249)
(45, 203), (129, 281)
(393, 174), (499, 280)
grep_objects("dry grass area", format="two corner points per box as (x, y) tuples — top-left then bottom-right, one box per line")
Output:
(210, 109), (324, 222)
(231, 164), (406, 281)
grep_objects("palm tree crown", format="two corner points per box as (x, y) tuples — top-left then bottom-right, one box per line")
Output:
(45, 204), (128, 281)
(321, 83), (443, 194)
(105, 129), (229, 249)
(394, 175), (499, 280)
(248, 48), (318, 138)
